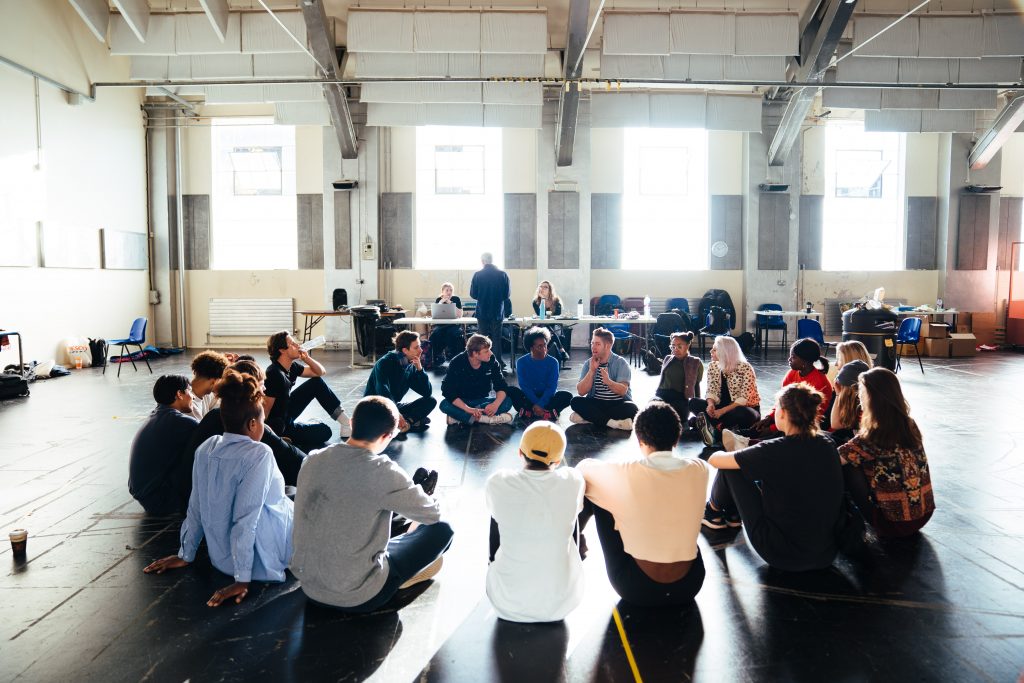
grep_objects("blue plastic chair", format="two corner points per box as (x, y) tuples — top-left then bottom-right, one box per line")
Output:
(797, 318), (835, 357)
(757, 304), (788, 357)
(106, 317), (151, 377)
(594, 294), (622, 316)
(666, 297), (690, 314)
(895, 317), (924, 374)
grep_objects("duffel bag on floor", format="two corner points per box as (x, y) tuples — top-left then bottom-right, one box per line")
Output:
(0, 373), (30, 399)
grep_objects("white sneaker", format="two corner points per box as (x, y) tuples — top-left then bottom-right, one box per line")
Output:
(569, 412), (589, 425)
(399, 556), (444, 589)
(722, 429), (750, 452)
(336, 410), (352, 438)
(490, 412), (513, 425)
(446, 415), (461, 426)
(606, 418), (634, 431)
(477, 414), (494, 424)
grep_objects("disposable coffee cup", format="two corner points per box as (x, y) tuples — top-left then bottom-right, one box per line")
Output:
(9, 529), (27, 557)
(75, 356), (83, 369)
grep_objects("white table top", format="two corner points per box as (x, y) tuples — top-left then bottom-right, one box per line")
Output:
(895, 309), (958, 316)
(393, 317), (477, 325)
(393, 315), (658, 325)
(754, 310), (821, 317)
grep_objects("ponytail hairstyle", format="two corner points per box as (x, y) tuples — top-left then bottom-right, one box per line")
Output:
(791, 338), (830, 375)
(775, 382), (824, 437)
(216, 369), (265, 434)
(857, 367), (922, 451)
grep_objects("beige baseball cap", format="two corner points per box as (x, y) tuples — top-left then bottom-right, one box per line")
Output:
(519, 421), (567, 466)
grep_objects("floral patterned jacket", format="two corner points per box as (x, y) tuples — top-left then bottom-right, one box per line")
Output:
(839, 435), (935, 523)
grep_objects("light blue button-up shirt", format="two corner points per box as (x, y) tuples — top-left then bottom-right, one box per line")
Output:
(178, 433), (294, 583)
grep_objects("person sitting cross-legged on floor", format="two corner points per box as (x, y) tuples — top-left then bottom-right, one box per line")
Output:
(186, 359), (307, 487)
(838, 367), (935, 539)
(569, 327), (639, 431)
(486, 421), (585, 622)
(364, 330), (437, 436)
(688, 335), (761, 447)
(703, 383), (847, 572)
(653, 331), (704, 425)
(187, 350), (230, 420)
(129, 374), (199, 515)
(263, 330), (351, 451)
(143, 370), (294, 607)
(506, 326), (573, 423)
(439, 334), (514, 426)
(291, 396), (454, 613)
(576, 401), (710, 606)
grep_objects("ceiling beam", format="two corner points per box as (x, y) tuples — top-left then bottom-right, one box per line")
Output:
(969, 94), (1024, 170)
(300, 0), (358, 160)
(110, 0), (150, 42)
(555, 0), (592, 167)
(67, 0), (108, 43)
(198, 0), (230, 43)
(767, 0), (858, 167)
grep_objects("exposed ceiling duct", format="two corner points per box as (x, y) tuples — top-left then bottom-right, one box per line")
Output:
(969, 93), (1024, 169)
(300, 0), (358, 159)
(555, 0), (594, 166)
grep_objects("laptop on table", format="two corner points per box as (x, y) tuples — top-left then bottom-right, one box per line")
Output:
(431, 302), (459, 319)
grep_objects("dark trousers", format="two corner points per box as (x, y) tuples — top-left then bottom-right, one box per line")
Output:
(688, 398), (760, 431)
(570, 396), (639, 423)
(710, 469), (837, 571)
(262, 426), (306, 486)
(429, 326), (464, 362)
(506, 386), (573, 414)
(285, 376), (341, 451)
(336, 521), (455, 613)
(138, 457), (192, 515)
(654, 389), (691, 423)
(398, 395), (437, 424)
(581, 501), (705, 606)
(478, 319), (504, 366)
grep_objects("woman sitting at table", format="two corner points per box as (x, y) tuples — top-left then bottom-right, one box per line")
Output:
(429, 282), (465, 366)
(532, 280), (570, 364)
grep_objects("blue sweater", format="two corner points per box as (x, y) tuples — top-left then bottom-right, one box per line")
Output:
(515, 354), (560, 407)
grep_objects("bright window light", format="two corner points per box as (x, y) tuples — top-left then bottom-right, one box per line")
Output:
(823, 122), (905, 271)
(415, 126), (503, 269)
(210, 118), (297, 270)
(622, 128), (708, 270)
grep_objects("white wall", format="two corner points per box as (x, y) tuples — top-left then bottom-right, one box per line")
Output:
(0, 1), (148, 363)
(1002, 134), (1024, 197)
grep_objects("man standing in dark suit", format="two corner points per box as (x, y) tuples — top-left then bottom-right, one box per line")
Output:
(470, 252), (511, 372)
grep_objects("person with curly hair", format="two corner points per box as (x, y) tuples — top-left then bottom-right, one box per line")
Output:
(506, 326), (573, 422)
(703, 383), (847, 572)
(187, 350), (230, 420)
(143, 370), (294, 608)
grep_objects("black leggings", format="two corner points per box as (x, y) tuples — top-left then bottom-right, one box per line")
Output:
(583, 501), (705, 606)
(654, 389), (691, 423)
(570, 396), (639, 423)
(688, 398), (760, 431)
(506, 386), (573, 414)
(710, 470), (837, 571)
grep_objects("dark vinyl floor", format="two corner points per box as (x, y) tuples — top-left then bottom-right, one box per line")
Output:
(1, 347), (1023, 682)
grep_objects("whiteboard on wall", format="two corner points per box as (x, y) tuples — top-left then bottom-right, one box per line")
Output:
(40, 225), (101, 269)
(101, 229), (148, 270)
(0, 224), (39, 267)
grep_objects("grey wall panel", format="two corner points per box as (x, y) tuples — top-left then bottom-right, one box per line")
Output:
(758, 193), (790, 270)
(548, 191), (580, 269)
(797, 195), (823, 271)
(182, 194), (209, 270)
(334, 190), (352, 270)
(504, 193), (537, 268)
(591, 193), (622, 269)
(709, 194), (743, 270)
(998, 197), (1022, 271)
(956, 193), (990, 270)
(297, 194), (324, 269)
(379, 192), (412, 268)
(906, 196), (938, 269)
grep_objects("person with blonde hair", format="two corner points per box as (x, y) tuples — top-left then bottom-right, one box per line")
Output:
(440, 334), (514, 425)
(839, 367), (934, 538)
(828, 340), (873, 383)
(703, 383), (847, 571)
(829, 359), (870, 447)
(429, 282), (465, 366)
(687, 335), (760, 445)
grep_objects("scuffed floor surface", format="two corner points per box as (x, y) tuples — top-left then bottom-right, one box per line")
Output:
(1, 349), (1022, 682)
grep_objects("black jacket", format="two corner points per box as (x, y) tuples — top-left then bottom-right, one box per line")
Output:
(470, 264), (511, 321)
(441, 352), (508, 402)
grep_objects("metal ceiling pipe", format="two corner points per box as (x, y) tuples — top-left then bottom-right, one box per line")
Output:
(969, 93), (1024, 170)
(555, 0), (594, 167)
(300, 0), (358, 160)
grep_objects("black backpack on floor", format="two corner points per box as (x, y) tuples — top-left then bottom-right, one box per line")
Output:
(89, 338), (109, 367)
(0, 373), (30, 399)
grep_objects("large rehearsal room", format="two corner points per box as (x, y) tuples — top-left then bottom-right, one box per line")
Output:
(2, 0), (1024, 681)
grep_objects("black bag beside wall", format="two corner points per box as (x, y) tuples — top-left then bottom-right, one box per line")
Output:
(89, 338), (109, 367)
(0, 373), (30, 399)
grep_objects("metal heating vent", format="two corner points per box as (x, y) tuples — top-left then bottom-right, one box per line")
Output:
(209, 298), (294, 336)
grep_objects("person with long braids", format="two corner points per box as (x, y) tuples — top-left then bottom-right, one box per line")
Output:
(143, 370), (294, 607)
(703, 383), (846, 572)
(839, 367), (935, 538)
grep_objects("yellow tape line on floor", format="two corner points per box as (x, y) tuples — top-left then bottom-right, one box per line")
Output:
(612, 606), (643, 683)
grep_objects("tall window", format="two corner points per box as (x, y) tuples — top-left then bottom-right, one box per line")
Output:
(211, 118), (297, 270)
(622, 128), (708, 270)
(823, 122), (905, 270)
(415, 126), (503, 269)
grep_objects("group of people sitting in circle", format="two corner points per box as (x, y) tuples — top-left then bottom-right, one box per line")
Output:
(128, 312), (935, 621)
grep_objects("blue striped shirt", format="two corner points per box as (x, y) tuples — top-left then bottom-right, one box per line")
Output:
(578, 353), (633, 401)
(178, 433), (294, 583)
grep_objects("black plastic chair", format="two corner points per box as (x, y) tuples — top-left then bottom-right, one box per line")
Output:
(106, 317), (151, 377)
(650, 312), (684, 357)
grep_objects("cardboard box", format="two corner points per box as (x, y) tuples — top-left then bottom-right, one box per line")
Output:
(949, 333), (978, 357)
(971, 312), (997, 346)
(956, 324), (970, 333)
(897, 342), (926, 357)
(923, 322), (950, 339)
(925, 338), (951, 357)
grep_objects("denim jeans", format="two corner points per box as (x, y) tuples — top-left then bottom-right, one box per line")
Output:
(439, 395), (513, 424)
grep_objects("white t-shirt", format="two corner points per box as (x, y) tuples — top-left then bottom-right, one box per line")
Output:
(485, 466), (585, 623)
(189, 389), (219, 421)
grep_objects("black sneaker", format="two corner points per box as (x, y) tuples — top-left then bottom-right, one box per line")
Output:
(696, 414), (717, 447)
(412, 468), (439, 496)
(701, 502), (729, 530)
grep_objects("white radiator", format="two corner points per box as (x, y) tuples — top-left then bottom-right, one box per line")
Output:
(209, 298), (294, 336)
